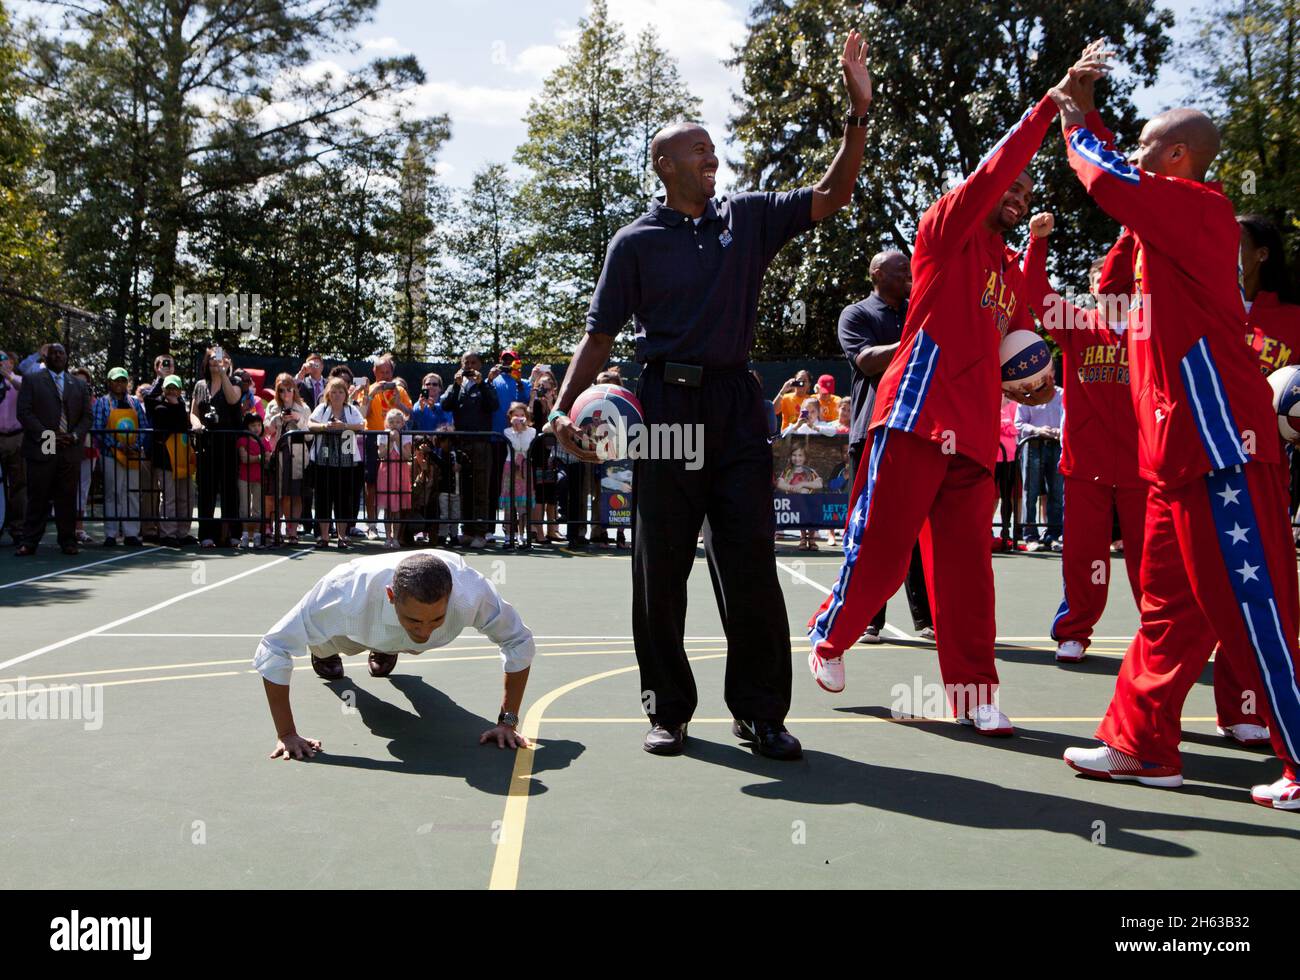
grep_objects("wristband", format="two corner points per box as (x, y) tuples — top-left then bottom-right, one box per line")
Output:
(547, 408), (569, 424)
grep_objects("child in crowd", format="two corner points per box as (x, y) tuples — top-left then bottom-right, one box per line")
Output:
(236, 411), (272, 550)
(782, 396), (839, 436)
(500, 401), (536, 546)
(776, 443), (824, 551)
(409, 438), (436, 545)
(434, 432), (463, 546)
(376, 407), (413, 549)
(147, 375), (197, 545)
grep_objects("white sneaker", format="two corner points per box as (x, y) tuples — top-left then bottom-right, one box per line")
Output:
(1025, 540), (1042, 553)
(1250, 776), (1300, 810)
(1217, 723), (1271, 746)
(959, 703), (1014, 736)
(859, 625), (883, 645)
(239, 532), (251, 550)
(414, 532), (428, 544)
(808, 650), (845, 693)
(1049, 540), (1063, 553)
(917, 626), (936, 641)
(1063, 744), (1183, 787)
(1055, 640), (1086, 663)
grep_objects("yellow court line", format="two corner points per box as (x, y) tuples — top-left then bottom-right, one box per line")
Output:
(487, 651), (728, 891)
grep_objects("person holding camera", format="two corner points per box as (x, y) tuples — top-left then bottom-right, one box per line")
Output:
(410, 372), (452, 433)
(773, 370), (814, 429)
(528, 371), (562, 544)
(441, 351), (499, 548)
(191, 346), (243, 549)
(266, 373), (311, 545)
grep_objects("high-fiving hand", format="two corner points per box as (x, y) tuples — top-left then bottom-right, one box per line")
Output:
(841, 30), (872, 114)
(1049, 39), (1115, 130)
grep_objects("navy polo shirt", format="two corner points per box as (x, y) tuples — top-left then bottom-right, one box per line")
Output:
(838, 293), (908, 449)
(586, 189), (815, 367)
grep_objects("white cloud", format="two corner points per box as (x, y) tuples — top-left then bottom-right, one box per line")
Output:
(361, 36), (409, 55)
(510, 43), (566, 77)
(407, 80), (537, 128)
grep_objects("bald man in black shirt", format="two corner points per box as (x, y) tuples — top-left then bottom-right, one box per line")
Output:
(550, 31), (876, 759)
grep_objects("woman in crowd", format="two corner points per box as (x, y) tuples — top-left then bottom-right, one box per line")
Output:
(71, 366), (97, 544)
(308, 376), (366, 549)
(376, 407), (413, 549)
(191, 347), (243, 549)
(527, 370), (563, 544)
(265, 372), (310, 544)
(993, 393), (1022, 552)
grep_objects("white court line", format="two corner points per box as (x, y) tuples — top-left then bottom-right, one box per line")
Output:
(776, 559), (912, 641)
(0, 553), (303, 673)
(0, 546), (165, 590)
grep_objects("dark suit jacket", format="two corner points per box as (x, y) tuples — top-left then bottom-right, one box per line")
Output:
(297, 377), (324, 410)
(17, 369), (91, 461)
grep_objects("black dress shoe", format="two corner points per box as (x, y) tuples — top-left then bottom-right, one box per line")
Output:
(732, 719), (803, 760)
(61, 544), (80, 556)
(124, 536), (143, 547)
(643, 722), (687, 755)
(15, 544), (36, 557)
(368, 651), (399, 677)
(310, 653), (345, 680)
(102, 537), (118, 547)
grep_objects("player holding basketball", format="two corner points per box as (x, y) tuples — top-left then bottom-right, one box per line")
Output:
(805, 50), (1108, 735)
(551, 32), (876, 760)
(1051, 50), (1300, 809)
(1020, 210), (1146, 664)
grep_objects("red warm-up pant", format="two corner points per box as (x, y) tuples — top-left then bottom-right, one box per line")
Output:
(1050, 477), (1147, 648)
(1097, 461), (1300, 777)
(808, 428), (998, 708)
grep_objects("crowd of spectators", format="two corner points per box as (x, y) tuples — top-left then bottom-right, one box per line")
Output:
(1, 343), (635, 555)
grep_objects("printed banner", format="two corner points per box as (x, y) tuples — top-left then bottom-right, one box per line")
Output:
(773, 431), (851, 529)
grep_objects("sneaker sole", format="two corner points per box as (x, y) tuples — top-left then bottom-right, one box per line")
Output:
(957, 718), (1015, 737)
(807, 652), (844, 694)
(1217, 725), (1271, 747)
(1055, 651), (1086, 663)
(1250, 790), (1300, 810)
(1064, 757), (1183, 787)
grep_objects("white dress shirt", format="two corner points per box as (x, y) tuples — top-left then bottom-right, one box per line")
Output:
(253, 549), (535, 685)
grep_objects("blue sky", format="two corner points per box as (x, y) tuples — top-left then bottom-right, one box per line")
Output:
(351, 0), (1203, 191)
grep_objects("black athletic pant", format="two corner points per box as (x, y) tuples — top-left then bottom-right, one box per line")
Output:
(847, 439), (934, 633)
(632, 364), (791, 727)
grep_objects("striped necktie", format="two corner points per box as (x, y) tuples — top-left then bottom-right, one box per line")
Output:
(54, 372), (69, 433)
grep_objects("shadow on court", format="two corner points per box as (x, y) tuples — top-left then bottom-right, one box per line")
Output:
(310, 674), (585, 795)
(681, 722), (1300, 859)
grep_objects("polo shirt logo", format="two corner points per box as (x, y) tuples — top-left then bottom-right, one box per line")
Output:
(719, 228), (733, 248)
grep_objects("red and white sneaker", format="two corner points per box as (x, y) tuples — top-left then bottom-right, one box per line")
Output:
(807, 650), (845, 693)
(1250, 776), (1300, 810)
(1217, 723), (1271, 747)
(1063, 744), (1183, 787)
(959, 703), (1014, 736)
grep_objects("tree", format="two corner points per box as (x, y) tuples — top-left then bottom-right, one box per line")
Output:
(513, 0), (701, 354)
(1186, 0), (1299, 260)
(727, 0), (1172, 358)
(22, 0), (426, 368)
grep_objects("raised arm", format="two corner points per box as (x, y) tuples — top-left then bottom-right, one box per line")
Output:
(810, 30), (873, 222)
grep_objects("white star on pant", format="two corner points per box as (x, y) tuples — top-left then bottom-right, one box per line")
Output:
(1226, 523), (1250, 544)
(1236, 561), (1260, 583)
(1217, 485), (1243, 506)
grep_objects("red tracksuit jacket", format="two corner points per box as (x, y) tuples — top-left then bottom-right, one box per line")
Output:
(1245, 291), (1300, 375)
(869, 95), (1058, 471)
(1064, 120), (1279, 489)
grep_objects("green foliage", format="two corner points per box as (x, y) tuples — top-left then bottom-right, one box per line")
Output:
(727, 0), (1171, 358)
(1187, 0), (1300, 261)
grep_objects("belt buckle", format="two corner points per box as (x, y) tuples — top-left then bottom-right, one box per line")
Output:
(664, 362), (703, 387)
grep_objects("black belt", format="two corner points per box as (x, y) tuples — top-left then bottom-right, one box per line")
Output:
(644, 361), (749, 387)
(0, 429), (21, 437)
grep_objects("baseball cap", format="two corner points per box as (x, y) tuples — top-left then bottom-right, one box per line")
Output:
(500, 349), (519, 362)
(817, 374), (835, 393)
(163, 374), (183, 390)
(107, 367), (129, 381)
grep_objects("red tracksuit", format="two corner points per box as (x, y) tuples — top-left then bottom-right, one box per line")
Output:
(1066, 119), (1300, 777)
(1021, 230), (1146, 650)
(1214, 291), (1300, 727)
(808, 95), (1059, 707)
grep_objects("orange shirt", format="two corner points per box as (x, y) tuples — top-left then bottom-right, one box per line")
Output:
(365, 381), (412, 431)
(777, 391), (806, 428)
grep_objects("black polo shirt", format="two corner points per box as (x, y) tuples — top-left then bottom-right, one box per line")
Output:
(586, 189), (815, 367)
(838, 292), (908, 449)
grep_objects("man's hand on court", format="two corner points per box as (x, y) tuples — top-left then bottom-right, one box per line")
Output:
(271, 733), (322, 760)
(480, 724), (530, 750)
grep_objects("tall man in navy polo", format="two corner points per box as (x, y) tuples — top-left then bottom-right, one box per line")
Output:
(549, 31), (876, 759)
(838, 250), (933, 643)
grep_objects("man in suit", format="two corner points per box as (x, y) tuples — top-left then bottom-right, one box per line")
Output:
(15, 343), (92, 556)
(295, 353), (326, 410)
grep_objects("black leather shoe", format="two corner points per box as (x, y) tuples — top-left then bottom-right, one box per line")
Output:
(643, 722), (687, 756)
(733, 719), (803, 760)
(310, 653), (345, 680)
(368, 651), (399, 677)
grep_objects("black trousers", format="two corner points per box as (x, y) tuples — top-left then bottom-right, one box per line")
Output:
(847, 439), (933, 632)
(196, 435), (240, 543)
(22, 450), (81, 549)
(632, 365), (791, 726)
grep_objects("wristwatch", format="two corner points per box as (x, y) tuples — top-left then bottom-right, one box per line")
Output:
(846, 110), (870, 127)
(547, 408), (569, 425)
(498, 710), (519, 728)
